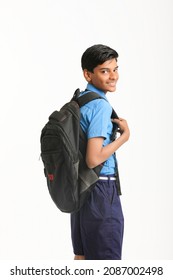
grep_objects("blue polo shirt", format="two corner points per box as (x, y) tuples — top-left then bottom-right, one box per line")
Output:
(79, 83), (117, 175)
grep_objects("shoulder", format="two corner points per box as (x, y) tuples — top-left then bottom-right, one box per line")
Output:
(81, 98), (109, 112)
(83, 97), (111, 111)
(91, 98), (112, 115)
(80, 98), (112, 124)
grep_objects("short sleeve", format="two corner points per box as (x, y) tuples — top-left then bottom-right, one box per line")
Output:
(86, 99), (112, 139)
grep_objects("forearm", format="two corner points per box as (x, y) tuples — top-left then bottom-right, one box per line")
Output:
(86, 133), (129, 169)
(102, 133), (128, 158)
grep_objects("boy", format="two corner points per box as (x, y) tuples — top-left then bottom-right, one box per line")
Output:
(71, 44), (130, 260)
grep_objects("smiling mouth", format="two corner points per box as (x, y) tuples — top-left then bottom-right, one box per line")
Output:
(107, 83), (116, 86)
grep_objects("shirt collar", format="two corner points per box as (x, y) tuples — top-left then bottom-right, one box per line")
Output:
(86, 83), (108, 101)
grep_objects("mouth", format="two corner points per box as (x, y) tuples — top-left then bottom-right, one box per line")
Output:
(107, 82), (116, 87)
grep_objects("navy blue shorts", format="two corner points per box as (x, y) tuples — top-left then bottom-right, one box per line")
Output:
(70, 176), (124, 260)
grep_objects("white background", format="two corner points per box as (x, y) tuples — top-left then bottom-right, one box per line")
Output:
(0, 0), (173, 260)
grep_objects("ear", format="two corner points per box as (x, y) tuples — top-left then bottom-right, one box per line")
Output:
(83, 69), (92, 82)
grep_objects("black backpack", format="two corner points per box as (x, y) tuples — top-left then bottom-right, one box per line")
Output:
(40, 89), (121, 213)
(40, 89), (104, 213)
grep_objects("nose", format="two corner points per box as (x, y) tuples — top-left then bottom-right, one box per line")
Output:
(109, 70), (119, 80)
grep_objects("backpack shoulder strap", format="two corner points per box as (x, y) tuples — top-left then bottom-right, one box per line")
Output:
(76, 91), (103, 108)
(78, 92), (119, 120)
(72, 89), (119, 119)
(71, 88), (103, 107)
(111, 108), (119, 119)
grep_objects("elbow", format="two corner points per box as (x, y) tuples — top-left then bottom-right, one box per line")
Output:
(86, 157), (100, 169)
(86, 162), (95, 169)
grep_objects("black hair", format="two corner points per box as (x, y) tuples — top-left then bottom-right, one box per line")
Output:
(81, 44), (119, 72)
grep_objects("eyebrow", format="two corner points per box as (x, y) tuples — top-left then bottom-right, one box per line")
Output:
(100, 66), (119, 70)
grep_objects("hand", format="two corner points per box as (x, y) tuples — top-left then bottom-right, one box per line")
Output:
(112, 118), (130, 141)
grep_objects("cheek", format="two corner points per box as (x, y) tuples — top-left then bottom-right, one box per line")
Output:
(98, 76), (108, 83)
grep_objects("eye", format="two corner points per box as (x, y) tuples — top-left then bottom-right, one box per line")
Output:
(114, 67), (119, 72)
(101, 69), (109, 74)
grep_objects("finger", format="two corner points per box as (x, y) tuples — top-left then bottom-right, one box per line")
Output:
(111, 118), (120, 123)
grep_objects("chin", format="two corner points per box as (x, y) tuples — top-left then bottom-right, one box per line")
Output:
(108, 87), (116, 92)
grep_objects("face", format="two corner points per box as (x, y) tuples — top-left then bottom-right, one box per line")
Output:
(84, 58), (119, 93)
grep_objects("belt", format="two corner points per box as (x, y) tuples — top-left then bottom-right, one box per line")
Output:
(99, 176), (116, 181)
